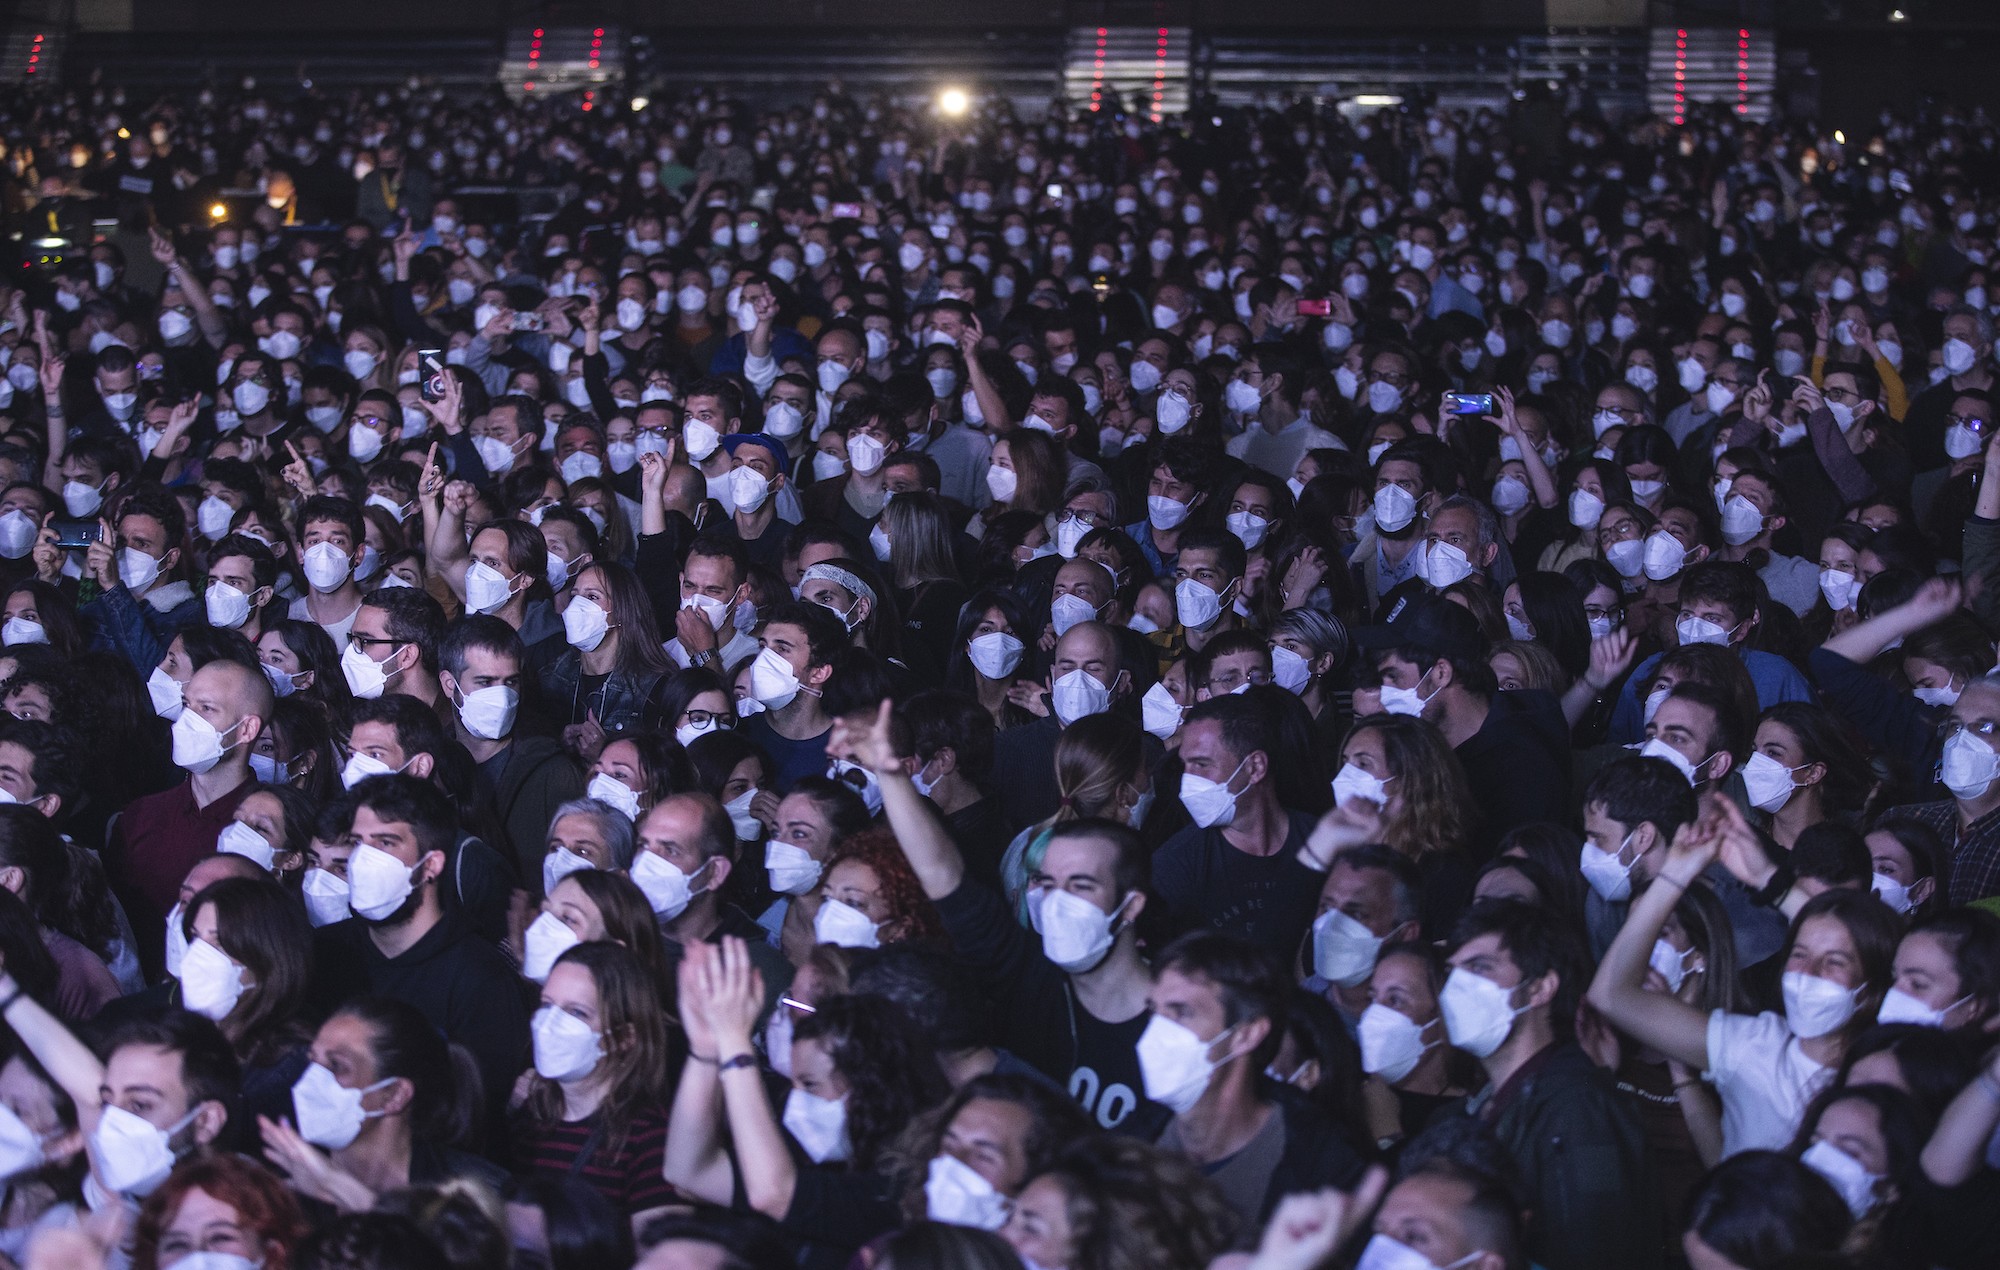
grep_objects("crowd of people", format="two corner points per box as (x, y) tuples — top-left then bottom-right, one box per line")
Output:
(0, 63), (1992, 1270)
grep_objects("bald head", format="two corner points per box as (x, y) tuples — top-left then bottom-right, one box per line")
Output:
(818, 327), (864, 370)
(185, 660), (272, 743)
(1050, 621), (1126, 696)
(664, 462), (709, 514)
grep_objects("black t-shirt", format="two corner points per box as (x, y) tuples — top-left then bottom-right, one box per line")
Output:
(932, 877), (1154, 1129)
(1150, 809), (1323, 957)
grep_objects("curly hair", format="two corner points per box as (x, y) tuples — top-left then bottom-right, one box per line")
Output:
(1342, 714), (1474, 860)
(792, 994), (949, 1172)
(823, 827), (946, 945)
(1034, 1135), (1239, 1270)
(132, 1153), (310, 1270)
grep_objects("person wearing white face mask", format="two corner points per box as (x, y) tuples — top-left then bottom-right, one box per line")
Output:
(1605, 561), (1813, 746)
(827, 703), (1161, 1127)
(665, 939), (951, 1232)
(1351, 1164), (1524, 1270)
(1912, 312), (1994, 472)
(666, 540), (762, 673)
(718, 433), (791, 558)
(1, 979), (234, 1204)
(258, 996), (509, 1214)
(1873, 913), (2000, 1033)
(514, 943), (681, 1221)
(1151, 695), (1324, 956)
(432, 519), (541, 635)
(630, 794), (789, 1003)
(1355, 597), (1571, 841)
(439, 616), (585, 887)
(307, 776), (531, 1131)
(1302, 847), (1423, 1028)
(79, 490), (202, 669)
(203, 535), (280, 644)
(287, 502), (368, 649)
(1352, 446), (1435, 611)
(1222, 348), (1339, 481)
(1132, 932), (1369, 1225)
(1424, 898), (1663, 1270)
(1124, 444), (1206, 582)
(1705, 468), (1821, 618)
(1590, 792), (1898, 1157)
(1170, 531), (1248, 655)
(738, 604), (842, 789)
(109, 659), (270, 974)
(991, 622), (1141, 829)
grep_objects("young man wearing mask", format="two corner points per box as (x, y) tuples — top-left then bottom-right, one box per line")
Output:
(1707, 468), (1820, 616)
(1358, 596), (1570, 847)
(1, 1000), (236, 1208)
(715, 434), (792, 572)
(1606, 561), (1814, 744)
(308, 774), (528, 1130)
(106, 658), (269, 976)
(79, 483), (201, 676)
(669, 537), (761, 672)
(1353, 439), (1442, 613)
(1112, 438), (1200, 577)
(1152, 693), (1322, 957)
(740, 601), (844, 792)
(1224, 347), (1339, 482)
(289, 495), (369, 647)
(341, 587), (446, 710)
(899, 690), (1011, 889)
(1578, 756), (1785, 970)
(1134, 932), (1369, 1228)
(1171, 529), (1249, 656)
(204, 533), (282, 645)
(833, 700), (1156, 1129)
(804, 401), (907, 542)
(1357, 1159), (1525, 1270)
(440, 617), (582, 890)
(1439, 898), (1664, 1270)
(991, 620), (1147, 831)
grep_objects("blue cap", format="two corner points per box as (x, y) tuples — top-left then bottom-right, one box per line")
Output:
(722, 432), (788, 473)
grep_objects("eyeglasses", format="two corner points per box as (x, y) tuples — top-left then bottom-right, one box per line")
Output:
(1821, 386), (1864, 404)
(682, 709), (734, 729)
(347, 633), (404, 652)
(1947, 413), (1991, 430)
(1938, 718), (2000, 742)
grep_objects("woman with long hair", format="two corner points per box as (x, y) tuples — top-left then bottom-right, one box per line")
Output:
(946, 589), (1038, 730)
(259, 996), (505, 1212)
(513, 942), (677, 1223)
(176, 875), (315, 1124)
(1590, 799), (1902, 1159)
(977, 431), (1065, 538)
(258, 618), (350, 717)
(666, 938), (951, 1259)
(879, 492), (969, 686)
(1744, 702), (1875, 850)
(540, 560), (676, 743)
(583, 731), (697, 823)
(1327, 714), (1477, 936)
(0, 804), (120, 1020)
(0, 580), (85, 662)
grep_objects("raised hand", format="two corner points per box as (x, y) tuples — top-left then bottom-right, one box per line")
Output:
(1484, 383), (1519, 435)
(826, 699), (903, 775)
(84, 517), (117, 590)
(37, 356), (63, 399)
(1584, 628), (1638, 692)
(281, 441), (318, 498)
(1303, 798), (1388, 870)
(700, 935), (767, 1052)
(1243, 1170), (1389, 1270)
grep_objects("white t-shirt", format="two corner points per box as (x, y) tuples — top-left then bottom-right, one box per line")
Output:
(289, 593), (360, 649)
(1706, 1008), (1833, 1156)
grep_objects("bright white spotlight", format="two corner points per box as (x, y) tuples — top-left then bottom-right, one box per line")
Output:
(939, 88), (970, 117)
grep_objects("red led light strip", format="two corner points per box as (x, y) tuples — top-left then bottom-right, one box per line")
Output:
(526, 26), (542, 92)
(1091, 28), (1105, 113)
(26, 32), (41, 77)
(1152, 27), (1168, 122)
(1737, 28), (1750, 115)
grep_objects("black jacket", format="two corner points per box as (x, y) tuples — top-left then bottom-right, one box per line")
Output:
(1452, 1042), (1664, 1270)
